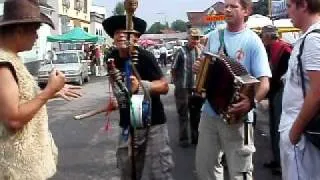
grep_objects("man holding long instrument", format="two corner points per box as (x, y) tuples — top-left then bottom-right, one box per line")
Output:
(102, 14), (174, 180)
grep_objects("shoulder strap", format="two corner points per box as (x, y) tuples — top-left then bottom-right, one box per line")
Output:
(297, 29), (320, 97)
(218, 29), (228, 56)
(0, 60), (18, 83)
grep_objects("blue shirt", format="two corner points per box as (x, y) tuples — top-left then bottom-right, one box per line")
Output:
(202, 27), (272, 117)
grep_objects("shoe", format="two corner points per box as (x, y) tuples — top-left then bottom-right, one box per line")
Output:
(263, 161), (280, 169)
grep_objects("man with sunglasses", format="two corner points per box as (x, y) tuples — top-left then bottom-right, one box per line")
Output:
(171, 28), (204, 147)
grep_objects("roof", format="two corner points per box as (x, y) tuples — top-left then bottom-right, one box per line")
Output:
(187, 12), (208, 27)
(187, 2), (225, 27)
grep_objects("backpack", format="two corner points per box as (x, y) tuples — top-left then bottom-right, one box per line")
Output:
(297, 29), (320, 149)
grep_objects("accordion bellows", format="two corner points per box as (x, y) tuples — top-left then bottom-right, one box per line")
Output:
(195, 52), (259, 123)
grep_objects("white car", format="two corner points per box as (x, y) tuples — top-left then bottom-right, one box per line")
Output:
(38, 50), (90, 86)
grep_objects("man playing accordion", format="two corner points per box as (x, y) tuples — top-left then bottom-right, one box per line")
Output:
(171, 28), (205, 147)
(192, 0), (271, 179)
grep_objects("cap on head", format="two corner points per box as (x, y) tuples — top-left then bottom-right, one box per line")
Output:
(189, 28), (202, 37)
(261, 25), (278, 36)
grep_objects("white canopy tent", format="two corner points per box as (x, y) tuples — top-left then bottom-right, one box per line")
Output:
(273, 18), (294, 28)
(246, 14), (273, 28)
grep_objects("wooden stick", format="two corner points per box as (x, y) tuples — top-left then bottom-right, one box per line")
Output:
(73, 106), (107, 120)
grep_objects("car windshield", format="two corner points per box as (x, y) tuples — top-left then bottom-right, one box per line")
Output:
(53, 53), (78, 64)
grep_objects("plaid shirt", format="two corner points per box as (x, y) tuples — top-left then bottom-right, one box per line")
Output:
(172, 45), (201, 89)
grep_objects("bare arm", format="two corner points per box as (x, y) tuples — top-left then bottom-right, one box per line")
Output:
(0, 68), (51, 131)
(149, 77), (169, 95)
(255, 76), (270, 102)
(290, 71), (320, 143)
(0, 67), (65, 131)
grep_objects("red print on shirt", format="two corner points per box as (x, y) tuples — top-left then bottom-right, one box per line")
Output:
(235, 49), (245, 62)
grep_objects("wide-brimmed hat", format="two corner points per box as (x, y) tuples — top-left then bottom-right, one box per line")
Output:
(102, 15), (147, 38)
(0, 0), (54, 29)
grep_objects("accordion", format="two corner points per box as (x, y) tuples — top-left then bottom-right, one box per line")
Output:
(195, 52), (259, 123)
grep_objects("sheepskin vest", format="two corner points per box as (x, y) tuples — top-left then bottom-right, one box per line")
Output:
(0, 49), (57, 180)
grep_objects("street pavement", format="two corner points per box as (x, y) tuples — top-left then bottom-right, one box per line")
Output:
(49, 67), (281, 180)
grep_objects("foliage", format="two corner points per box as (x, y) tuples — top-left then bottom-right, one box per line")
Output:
(147, 22), (167, 34)
(252, 0), (269, 16)
(113, 1), (125, 16)
(171, 20), (187, 32)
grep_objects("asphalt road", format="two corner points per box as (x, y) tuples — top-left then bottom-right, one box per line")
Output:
(48, 67), (281, 180)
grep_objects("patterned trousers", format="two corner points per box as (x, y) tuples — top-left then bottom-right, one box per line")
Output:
(117, 124), (174, 180)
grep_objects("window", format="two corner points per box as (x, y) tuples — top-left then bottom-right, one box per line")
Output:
(74, 0), (78, 10)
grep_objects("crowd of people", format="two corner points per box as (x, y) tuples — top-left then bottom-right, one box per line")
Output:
(0, 0), (320, 180)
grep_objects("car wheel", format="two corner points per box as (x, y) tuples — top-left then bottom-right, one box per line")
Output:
(84, 75), (90, 83)
(38, 83), (46, 89)
(77, 75), (83, 86)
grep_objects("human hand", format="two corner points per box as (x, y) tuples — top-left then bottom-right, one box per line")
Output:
(192, 60), (201, 73)
(289, 125), (302, 145)
(56, 84), (82, 101)
(106, 97), (118, 116)
(228, 94), (252, 115)
(44, 69), (65, 98)
(130, 75), (139, 94)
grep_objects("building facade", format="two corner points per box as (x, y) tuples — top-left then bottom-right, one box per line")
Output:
(187, 1), (226, 34)
(90, 5), (113, 46)
(49, 0), (92, 34)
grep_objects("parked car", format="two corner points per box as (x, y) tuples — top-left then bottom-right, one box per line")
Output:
(38, 50), (90, 86)
(165, 42), (174, 63)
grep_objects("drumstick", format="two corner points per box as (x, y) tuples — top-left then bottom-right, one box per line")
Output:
(74, 106), (107, 120)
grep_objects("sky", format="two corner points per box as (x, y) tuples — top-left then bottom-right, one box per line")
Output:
(93, 0), (215, 27)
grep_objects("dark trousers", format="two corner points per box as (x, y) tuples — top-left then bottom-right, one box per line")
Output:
(160, 53), (167, 67)
(174, 88), (204, 143)
(268, 87), (284, 165)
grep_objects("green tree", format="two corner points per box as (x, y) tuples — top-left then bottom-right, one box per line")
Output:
(252, 0), (268, 16)
(171, 20), (187, 32)
(113, 1), (125, 15)
(147, 22), (167, 34)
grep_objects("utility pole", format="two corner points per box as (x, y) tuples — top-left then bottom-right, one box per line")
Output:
(156, 12), (167, 26)
(268, 0), (272, 19)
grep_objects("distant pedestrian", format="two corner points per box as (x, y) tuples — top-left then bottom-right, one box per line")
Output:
(159, 45), (167, 67)
(171, 28), (204, 147)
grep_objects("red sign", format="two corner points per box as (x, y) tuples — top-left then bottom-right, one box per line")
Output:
(204, 15), (225, 22)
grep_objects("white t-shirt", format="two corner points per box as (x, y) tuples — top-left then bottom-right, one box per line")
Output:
(160, 47), (167, 54)
(153, 49), (160, 58)
(279, 22), (320, 132)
